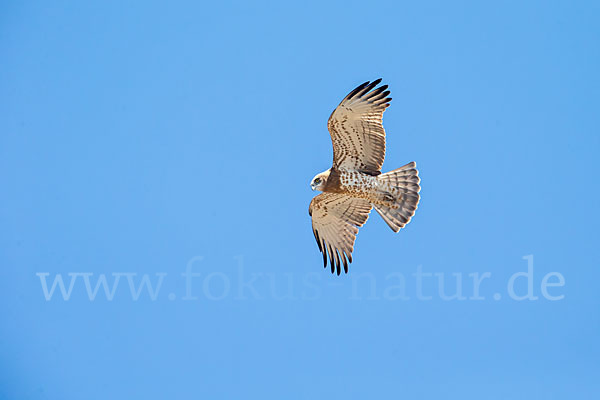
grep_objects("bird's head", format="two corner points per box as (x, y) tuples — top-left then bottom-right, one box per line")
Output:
(310, 169), (331, 191)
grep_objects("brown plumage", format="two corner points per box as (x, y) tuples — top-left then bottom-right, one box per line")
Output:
(309, 79), (421, 275)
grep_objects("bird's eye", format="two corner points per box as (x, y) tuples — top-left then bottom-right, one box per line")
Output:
(314, 178), (321, 185)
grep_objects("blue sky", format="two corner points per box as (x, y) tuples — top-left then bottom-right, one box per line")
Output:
(1, 1), (599, 399)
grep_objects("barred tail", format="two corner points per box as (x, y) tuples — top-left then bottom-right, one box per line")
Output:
(374, 162), (421, 232)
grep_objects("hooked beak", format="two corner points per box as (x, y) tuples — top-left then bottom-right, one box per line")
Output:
(310, 183), (316, 191)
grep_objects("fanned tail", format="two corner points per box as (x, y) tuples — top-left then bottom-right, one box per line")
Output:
(374, 162), (420, 232)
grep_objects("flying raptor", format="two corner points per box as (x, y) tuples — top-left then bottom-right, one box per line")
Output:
(309, 79), (420, 275)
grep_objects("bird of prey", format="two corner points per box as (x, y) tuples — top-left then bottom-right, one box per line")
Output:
(308, 79), (420, 275)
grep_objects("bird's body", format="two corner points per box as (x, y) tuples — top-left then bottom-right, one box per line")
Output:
(308, 79), (421, 275)
(322, 169), (393, 206)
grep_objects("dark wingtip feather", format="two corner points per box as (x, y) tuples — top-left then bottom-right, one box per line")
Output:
(357, 80), (378, 98)
(346, 81), (370, 100)
(328, 245), (335, 274)
(363, 85), (386, 101)
(345, 78), (388, 102)
(371, 90), (390, 102)
(313, 229), (322, 252)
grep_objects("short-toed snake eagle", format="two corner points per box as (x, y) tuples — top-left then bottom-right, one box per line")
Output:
(309, 79), (420, 275)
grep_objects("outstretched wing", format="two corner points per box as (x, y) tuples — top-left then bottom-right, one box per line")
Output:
(308, 193), (372, 275)
(327, 79), (391, 175)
